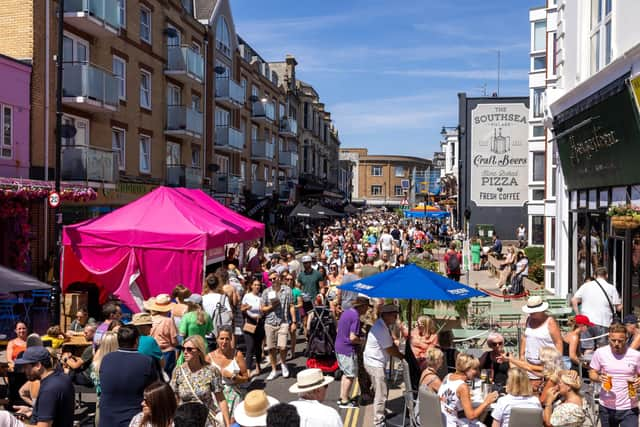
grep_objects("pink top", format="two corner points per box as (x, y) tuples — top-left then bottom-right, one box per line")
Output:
(410, 329), (438, 359)
(590, 345), (640, 410)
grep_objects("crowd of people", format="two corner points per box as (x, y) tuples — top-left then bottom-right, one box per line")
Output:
(2, 210), (640, 427)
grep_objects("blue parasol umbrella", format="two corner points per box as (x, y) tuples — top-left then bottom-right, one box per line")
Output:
(337, 263), (486, 301)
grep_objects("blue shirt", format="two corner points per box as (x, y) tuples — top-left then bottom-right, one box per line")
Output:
(138, 335), (162, 360)
(34, 369), (74, 427)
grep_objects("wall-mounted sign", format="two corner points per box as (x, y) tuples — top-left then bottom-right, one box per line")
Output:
(470, 103), (529, 206)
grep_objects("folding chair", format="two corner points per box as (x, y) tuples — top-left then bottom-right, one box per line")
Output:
(418, 388), (445, 427)
(507, 407), (543, 427)
(398, 359), (419, 427)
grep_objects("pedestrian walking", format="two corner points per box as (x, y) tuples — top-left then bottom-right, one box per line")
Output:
(444, 242), (462, 282)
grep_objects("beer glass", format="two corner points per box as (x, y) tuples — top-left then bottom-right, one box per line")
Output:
(603, 374), (613, 392)
(628, 377), (638, 399)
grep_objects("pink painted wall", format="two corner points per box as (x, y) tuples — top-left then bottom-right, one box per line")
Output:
(0, 54), (31, 179)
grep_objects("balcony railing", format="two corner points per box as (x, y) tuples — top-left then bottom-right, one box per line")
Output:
(251, 101), (275, 121)
(279, 117), (298, 136)
(61, 145), (117, 183)
(64, 0), (120, 34)
(213, 173), (241, 194)
(251, 140), (274, 160)
(166, 46), (204, 82)
(278, 151), (298, 168)
(215, 126), (244, 151)
(166, 165), (202, 188)
(62, 62), (119, 111)
(215, 78), (245, 108)
(166, 106), (203, 137)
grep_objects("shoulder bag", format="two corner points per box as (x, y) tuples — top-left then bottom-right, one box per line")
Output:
(594, 279), (621, 323)
(179, 365), (223, 427)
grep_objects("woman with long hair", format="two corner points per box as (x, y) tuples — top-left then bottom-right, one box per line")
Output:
(170, 335), (230, 427)
(207, 325), (249, 423)
(241, 278), (265, 377)
(177, 294), (213, 365)
(91, 331), (118, 423)
(171, 285), (192, 330)
(411, 316), (438, 370)
(542, 370), (585, 427)
(129, 382), (177, 427)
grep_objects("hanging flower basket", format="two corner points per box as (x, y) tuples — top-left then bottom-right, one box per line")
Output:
(608, 205), (640, 229)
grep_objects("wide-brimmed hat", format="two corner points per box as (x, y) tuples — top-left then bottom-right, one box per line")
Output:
(184, 293), (203, 305)
(380, 304), (400, 314)
(288, 368), (334, 393)
(131, 312), (153, 326)
(144, 294), (173, 312)
(522, 296), (549, 314)
(352, 296), (372, 308)
(233, 390), (279, 427)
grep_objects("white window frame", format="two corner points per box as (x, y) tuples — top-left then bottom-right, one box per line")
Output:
(61, 114), (89, 146)
(216, 16), (231, 57)
(140, 6), (151, 44)
(371, 185), (382, 196)
(191, 145), (201, 168)
(112, 127), (126, 171)
(117, 0), (126, 28)
(112, 55), (126, 100)
(166, 141), (181, 166)
(215, 155), (229, 174)
(532, 151), (545, 182)
(1, 105), (12, 159)
(140, 69), (152, 109)
(191, 94), (201, 112)
(532, 88), (544, 118)
(394, 185), (404, 197)
(167, 83), (181, 106)
(531, 54), (546, 71)
(590, 0), (613, 74)
(139, 134), (151, 173)
(394, 166), (404, 177)
(532, 20), (546, 52)
(371, 165), (382, 176)
(63, 32), (89, 63)
(166, 24), (180, 47)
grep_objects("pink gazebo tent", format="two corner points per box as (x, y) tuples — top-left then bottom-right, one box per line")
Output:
(61, 186), (264, 310)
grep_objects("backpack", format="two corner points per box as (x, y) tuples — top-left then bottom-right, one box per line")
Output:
(447, 252), (460, 272)
(212, 294), (233, 336)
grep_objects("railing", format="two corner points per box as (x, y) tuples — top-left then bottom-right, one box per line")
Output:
(278, 151), (298, 168)
(251, 180), (267, 196)
(62, 62), (119, 108)
(65, 0), (120, 29)
(214, 173), (241, 194)
(215, 78), (245, 105)
(215, 126), (244, 150)
(166, 165), (202, 188)
(166, 106), (203, 136)
(251, 101), (276, 121)
(251, 140), (274, 159)
(61, 145), (117, 182)
(166, 46), (204, 81)
(280, 117), (298, 134)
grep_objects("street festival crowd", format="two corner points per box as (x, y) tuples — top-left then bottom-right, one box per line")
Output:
(1, 211), (640, 427)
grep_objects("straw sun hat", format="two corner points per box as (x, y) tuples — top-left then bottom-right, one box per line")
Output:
(143, 294), (173, 312)
(521, 296), (549, 314)
(288, 368), (334, 394)
(233, 390), (279, 427)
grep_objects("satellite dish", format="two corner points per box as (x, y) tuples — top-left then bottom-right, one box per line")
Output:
(60, 124), (77, 139)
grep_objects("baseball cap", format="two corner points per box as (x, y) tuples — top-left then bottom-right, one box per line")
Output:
(574, 314), (594, 327)
(184, 293), (203, 305)
(623, 314), (638, 325)
(14, 346), (51, 366)
(301, 255), (312, 263)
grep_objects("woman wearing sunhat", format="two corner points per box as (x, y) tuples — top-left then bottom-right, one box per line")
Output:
(233, 390), (279, 427)
(147, 294), (179, 377)
(289, 368), (342, 427)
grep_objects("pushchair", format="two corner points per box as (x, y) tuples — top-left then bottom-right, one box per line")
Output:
(305, 304), (340, 376)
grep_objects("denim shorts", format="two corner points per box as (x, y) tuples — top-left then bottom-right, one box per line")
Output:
(337, 353), (358, 378)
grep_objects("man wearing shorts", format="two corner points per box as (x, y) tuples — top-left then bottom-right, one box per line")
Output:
(335, 296), (371, 408)
(261, 275), (296, 380)
(297, 255), (325, 313)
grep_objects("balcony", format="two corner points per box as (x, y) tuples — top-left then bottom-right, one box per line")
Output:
(213, 173), (241, 194)
(215, 78), (245, 109)
(165, 106), (203, 138)
(251, 180), (268, 197)
(62, 62), (119, 112)
(64, 0), (120, 37)
(278, 151), (298, 169)
(166, 165), (202, 188)
(251, 140), (274, 161)
(251, 101), (275, 123)
(61, 145), (117, 183)
(215, 126), (244, 152)
(279, 117), (298, 137)
(165, 46), (204, 84)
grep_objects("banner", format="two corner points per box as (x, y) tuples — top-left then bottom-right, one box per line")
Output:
(470, 103), (529, 206)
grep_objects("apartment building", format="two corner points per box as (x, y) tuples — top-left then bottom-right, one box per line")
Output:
(545, 0), (640, 310)
(341, 148), (431, 207)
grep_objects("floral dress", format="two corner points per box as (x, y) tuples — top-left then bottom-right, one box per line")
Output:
(549, 402), (585, 427)
(170, 363), (224, 426)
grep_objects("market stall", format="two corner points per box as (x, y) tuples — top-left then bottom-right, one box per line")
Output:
(62, 186), (264, 310)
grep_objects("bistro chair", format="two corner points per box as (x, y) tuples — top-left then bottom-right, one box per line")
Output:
(508, 407), (543, 427)
(418, 387), (445, 427)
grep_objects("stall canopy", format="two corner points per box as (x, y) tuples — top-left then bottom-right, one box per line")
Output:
(62, 186), (264, 310)
(289, 203), (326, 220)
(310, 204), (344, 218)
(0, 266), (51, 293)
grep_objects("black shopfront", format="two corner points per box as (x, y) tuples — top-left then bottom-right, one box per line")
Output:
(555, 73), (640, 315)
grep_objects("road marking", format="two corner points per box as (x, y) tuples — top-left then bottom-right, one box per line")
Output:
(345, 380), (360, 427)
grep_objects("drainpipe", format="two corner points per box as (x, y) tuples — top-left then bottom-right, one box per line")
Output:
(202, 29), (209, 183)
(44, 0), (51, 258)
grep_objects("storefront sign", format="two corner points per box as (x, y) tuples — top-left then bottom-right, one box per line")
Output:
(630, 74), (640, 115)
(555, 79), (640, 190)
(470, 103), (529, 206)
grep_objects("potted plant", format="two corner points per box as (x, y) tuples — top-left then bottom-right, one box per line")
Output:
(607, 205), (640, 229)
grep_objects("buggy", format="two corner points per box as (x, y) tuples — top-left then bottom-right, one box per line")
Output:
(305, 304), (339, 374)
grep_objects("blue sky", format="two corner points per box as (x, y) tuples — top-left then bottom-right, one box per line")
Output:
(231, 0), (540, 158)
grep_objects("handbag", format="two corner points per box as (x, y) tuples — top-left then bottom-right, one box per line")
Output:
(242, 321), (257, 334)
(180, 366), (223, 427)
(594, 279), (621, 323)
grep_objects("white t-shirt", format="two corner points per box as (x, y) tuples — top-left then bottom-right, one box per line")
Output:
(491, 395), (541, 427)
(241, 293), (262, 320)
(364, 318), (393, 368)
(379, 233), (394, 251)
(517, 226), (526, 237)
(573, 279), (621, 326)
(0, 412), (24, 427)
(290, 399), (343, 427)
(202, 292), (232, 319)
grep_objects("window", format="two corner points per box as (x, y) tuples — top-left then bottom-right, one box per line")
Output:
(371, 165), (382, 176)
(140, 70), (151, 109)
(139, 135), (151, 173)
(251, 163), (257, 182)
(1, 106), (12, 158)
(550, 217), (556, 261)
(394, 185), (404, 196)
(533, 152), (545, 182)
(140, 6), (151, 43)
(240, 162), (246, 181)
(241, 78), (247, 98)
(61, 114), (89, 146)
(215, 108), (230, 127)
(191, 94), (201, 112)
(112, 56), (126, 100)
(532, 88), (544, 118)
(216, 16), (231, 56)
(166, 141), (180, 165)
(303, 103), (309, 129)
(371, 185), (382, 196)
(167, 84), (181, 106)
(394, 166), (404, 177)
(532, 55), (546, 71)
(590, 0), (613, 74)
(251, 85), (259, 101)
(532, 125), (545, 138)
(191, 146), (200, 168)
(112, 128), (125, 170)
(532, 189), (545, 200)
(532, 216), (544, 245)
(117, 0), (126, 28)
(166, 24), (180, 46)
(533, 20), (546, 51)
(215, 155), (229, 174)
(63, 34), (88, 63)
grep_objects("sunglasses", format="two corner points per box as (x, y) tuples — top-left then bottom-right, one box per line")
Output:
(489, 341), (504, 347)
(183, 347), (198, 353)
